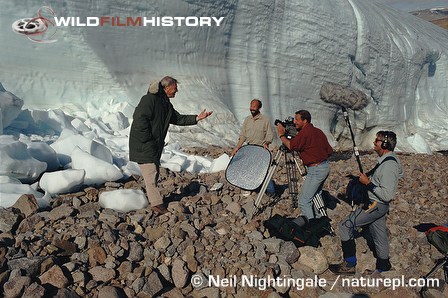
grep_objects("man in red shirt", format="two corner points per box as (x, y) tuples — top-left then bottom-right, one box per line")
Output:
(276, 110), (333, 223)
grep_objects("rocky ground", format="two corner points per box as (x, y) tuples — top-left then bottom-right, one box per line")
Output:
(0, 146), (447, 298)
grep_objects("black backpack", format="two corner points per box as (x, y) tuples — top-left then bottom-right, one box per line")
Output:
(426, 225), (448, 255)
(346, 156), (397, 209)
(264, 214), (332, 247)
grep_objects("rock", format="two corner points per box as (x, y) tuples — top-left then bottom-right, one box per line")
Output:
(157, 263), (172, 283)
(16, 213), (44, 234)
(195, 287), (220, 298)
(0, 208), (24, 233)
(263, 238), (282, 253)
(88, 246), (107, 266)
(0, 270), (9, 290)
(88, 266), (116, 283)
(280, 242), (300, 264)
(54, 288), (81, 297)
(247, 231), (264, 242)
(172, 258), (189, 288)
(73, 236), (87, 250)
(145, 226), (165, 241)
(296, 247), (328, 274)
(22, 282), (46, 298)
(3, 276), (31, 298)
(183, 245), (198, 272)
(154, 237), (172, 251)
(0, 150), (446, 297)
(52, 238), (77, 256)
(131, 277), (144, 293)
(116, 260), (132, 278)
(84, 187), (99, 202)
(77, 202), (99, 218)
(12, 194), (39, 217)
(39, 265), (69, 288)
(226, 201), (241, 214)
(48, 204), (74, 221)
(71, 270), (85, 284)
(128, 242), (144, 262)
(162, 288), (184, 298)
(39, 257), (55, 274)
(140, 271), (163, 297)
(7, 257), (46, 276)
(97, 286), (123, 298)
(254, 243), (267, 260)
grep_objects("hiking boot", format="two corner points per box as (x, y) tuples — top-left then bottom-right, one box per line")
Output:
(363, 269), (383, 278)
(151, 204), (169, 215)
(329, 261), (356, 275)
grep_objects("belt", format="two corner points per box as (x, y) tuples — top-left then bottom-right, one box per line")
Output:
(307, 160), (327, 167)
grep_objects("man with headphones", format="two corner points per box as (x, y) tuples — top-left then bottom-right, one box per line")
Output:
(329, 131), (404, 275)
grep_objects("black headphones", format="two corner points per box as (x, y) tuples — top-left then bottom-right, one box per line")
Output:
(381, 132), (392, 150)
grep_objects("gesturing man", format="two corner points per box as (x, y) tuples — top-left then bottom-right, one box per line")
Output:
(129, 76), (212, 214)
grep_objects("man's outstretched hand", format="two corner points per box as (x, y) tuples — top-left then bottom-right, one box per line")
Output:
(197, 109), (213, 121)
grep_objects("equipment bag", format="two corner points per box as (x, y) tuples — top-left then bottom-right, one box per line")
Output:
(264, 214), (331, 248)
(345, 176), (369, 208)
(426, 225), (448, 255)
(345, 156), (397, 209)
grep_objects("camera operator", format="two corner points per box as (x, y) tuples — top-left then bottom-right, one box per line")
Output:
(276, 110), (333, 224)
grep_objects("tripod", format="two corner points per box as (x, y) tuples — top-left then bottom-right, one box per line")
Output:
(419, 254), (448, 296)
(247, 145), (335, 235)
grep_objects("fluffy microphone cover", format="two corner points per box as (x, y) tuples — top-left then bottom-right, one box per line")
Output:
(319, 82), (369, 110)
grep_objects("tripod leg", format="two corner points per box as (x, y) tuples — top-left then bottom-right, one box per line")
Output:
(313, 193), (336, 236)
(248, 150), (282, 220)
(419, 256), (448, 295)
(313, 193), (326, 216)
(286, 151), (299, 196)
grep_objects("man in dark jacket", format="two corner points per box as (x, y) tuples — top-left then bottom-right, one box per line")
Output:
(129, 76), (212, 214)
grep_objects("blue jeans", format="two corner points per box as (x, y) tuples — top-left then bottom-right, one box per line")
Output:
(298, 160), (329, 219)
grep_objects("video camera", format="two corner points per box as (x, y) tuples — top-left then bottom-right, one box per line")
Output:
(274, 117), (297, 139)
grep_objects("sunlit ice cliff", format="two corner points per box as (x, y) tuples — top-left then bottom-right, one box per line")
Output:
(1, 0), (447, 153)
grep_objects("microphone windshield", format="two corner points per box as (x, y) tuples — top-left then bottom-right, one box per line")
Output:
(319, 82), (369, 110)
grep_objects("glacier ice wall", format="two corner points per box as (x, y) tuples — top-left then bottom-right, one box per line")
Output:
(1, 0), (447, 152)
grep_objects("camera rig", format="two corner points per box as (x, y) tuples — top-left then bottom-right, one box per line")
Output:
(274, 117), (297, 139)
(247, 141), (335, 235)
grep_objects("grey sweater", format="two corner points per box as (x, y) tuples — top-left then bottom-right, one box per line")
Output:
(368, 152), (404, 203)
